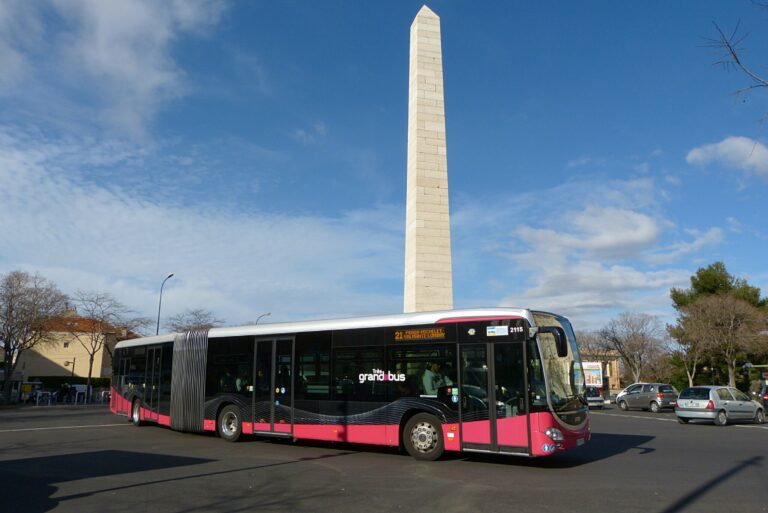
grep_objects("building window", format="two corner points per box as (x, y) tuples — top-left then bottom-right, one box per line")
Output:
(63, 342), (70, 348)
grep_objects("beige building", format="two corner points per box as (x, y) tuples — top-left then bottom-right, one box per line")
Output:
(16, 316), (124, 381)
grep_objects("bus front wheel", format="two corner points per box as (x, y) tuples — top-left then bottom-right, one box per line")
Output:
(404, 413), (444, 461)
(218, 405), (242, 442)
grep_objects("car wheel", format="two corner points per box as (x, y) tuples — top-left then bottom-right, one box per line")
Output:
(650, 401), (660, 413)
(218, 405), (242, 442)
(714, 410), (728, 426)
(404, 413), (444, 461)
(677, 416), (689, 424)
(755, 409), (765, 425)
(131, 399), (143, 426)
(618, 400), (628, 411)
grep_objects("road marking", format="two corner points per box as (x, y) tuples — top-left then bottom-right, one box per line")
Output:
(734, 424), (768, 430)
(592, 412), (677, 422)
(0, 423), (129, 433)
(591, 411), (768, 429)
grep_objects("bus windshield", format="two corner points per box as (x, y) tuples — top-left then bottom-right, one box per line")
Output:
(532, 312), (587, 427)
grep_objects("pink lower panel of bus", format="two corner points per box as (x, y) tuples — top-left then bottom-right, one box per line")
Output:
(205, 422), (400, 446)
(461, 415), (529, 447)
(110, 387), (130, 415)
(293, 424), (397, 446)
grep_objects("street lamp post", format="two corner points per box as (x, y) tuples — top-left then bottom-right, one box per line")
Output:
(156, 273), (174, 335)
(255, 312), (271, 325)
(64, 358), (76, 378)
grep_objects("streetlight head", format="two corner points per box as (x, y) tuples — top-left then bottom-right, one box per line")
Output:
(167, 273), (174, 279)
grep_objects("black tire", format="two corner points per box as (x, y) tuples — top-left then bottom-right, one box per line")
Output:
(755, 409), (765, 425)
(650, 401), (660, 413)
(618, 400), (628, 411)
(714, 410), (728, 426)
(131, 399), (143, 426)
(218, 405), (242, 442)
(403, 413), (444, 461)
(677, 416), (689, 424)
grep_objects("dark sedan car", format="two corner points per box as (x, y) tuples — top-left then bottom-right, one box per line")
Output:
(585, 386), (604, 409)
(617, 383), (678, 413)
(758, 385), (768, 409)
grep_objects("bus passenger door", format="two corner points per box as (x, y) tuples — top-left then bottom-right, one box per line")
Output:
(459, 342), (529, 454)
(144, 346), (162, 421)
(253, 338), (294, 435)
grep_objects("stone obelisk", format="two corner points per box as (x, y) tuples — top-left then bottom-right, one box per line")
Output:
(404, 5), (453, 313)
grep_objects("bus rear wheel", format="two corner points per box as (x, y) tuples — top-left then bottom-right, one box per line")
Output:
(218, 405), (242, 442)
(404, 413), (444, 461)
(131, 399), (143, 426)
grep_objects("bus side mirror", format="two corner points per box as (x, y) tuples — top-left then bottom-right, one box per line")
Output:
(530, 326), (569, 357)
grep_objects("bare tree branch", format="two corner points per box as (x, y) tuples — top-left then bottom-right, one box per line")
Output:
(598, 312), (666, 384)
(165, 308), (225, 333)
(0, 271), (68, 402)
(67, 291), (149, 401)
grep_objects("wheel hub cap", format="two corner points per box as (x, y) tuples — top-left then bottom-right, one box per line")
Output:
(411, 422), (437, 452)
(222, 412), (237, 435)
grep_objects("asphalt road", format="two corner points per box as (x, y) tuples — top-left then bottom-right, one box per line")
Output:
(1, 405), (766, 513)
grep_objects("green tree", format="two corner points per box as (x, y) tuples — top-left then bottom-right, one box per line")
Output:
(669, 262), (767, 388)
(683, 295), (764, 387)
(670, 261), (764, 309)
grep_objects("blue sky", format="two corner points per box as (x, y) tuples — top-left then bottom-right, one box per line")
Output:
(1, 1), (767, 332)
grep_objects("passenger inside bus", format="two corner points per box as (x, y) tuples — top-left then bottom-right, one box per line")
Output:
(422, 362), (453, 395)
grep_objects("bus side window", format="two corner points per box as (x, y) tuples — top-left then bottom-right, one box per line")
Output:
(332, 348), (385, 401)
(295, 333), (331, 401)
(388, 345), (455, 400)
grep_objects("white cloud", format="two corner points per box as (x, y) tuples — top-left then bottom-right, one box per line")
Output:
(687, 136), (768, 179)
(292, 122), (328, 145)
(0, 1), (44, 88)
(451, 175), (720, 329)
(0, 128), (403, 327)
(567, 156), (592, 168)
(514, 206), (661, 262)
(0, 0), (227, 137)
(646, 227), (723, 264)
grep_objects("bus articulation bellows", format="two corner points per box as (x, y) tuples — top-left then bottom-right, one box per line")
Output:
(111, 308), (590, 460)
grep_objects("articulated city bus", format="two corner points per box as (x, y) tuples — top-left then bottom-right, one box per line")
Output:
(111, 308), (590, 460)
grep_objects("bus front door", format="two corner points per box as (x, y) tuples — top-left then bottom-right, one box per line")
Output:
(459, 342), (529, 454)
(144, 346), (162, 421)
(253, 338), (294, 435)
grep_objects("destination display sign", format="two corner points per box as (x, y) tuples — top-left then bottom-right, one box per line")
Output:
(394, 327), (446, 341)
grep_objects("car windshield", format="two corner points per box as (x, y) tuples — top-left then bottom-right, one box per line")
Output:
(680, 387), (710, 400)
(659, 385), (676, 393)
(531, 312), (587, 428)
(586, 387), (600, 397)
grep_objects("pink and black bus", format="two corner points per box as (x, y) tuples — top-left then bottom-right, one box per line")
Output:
(111, 308), (590, 460)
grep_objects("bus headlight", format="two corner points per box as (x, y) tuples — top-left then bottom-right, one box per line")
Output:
(545, 427), (564, 442)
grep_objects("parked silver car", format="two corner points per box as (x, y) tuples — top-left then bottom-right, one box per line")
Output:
(617, 383), (678, 413)
(675, 385), (765, 425)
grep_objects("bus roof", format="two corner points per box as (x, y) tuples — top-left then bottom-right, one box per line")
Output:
(115, 307), (534, 349)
